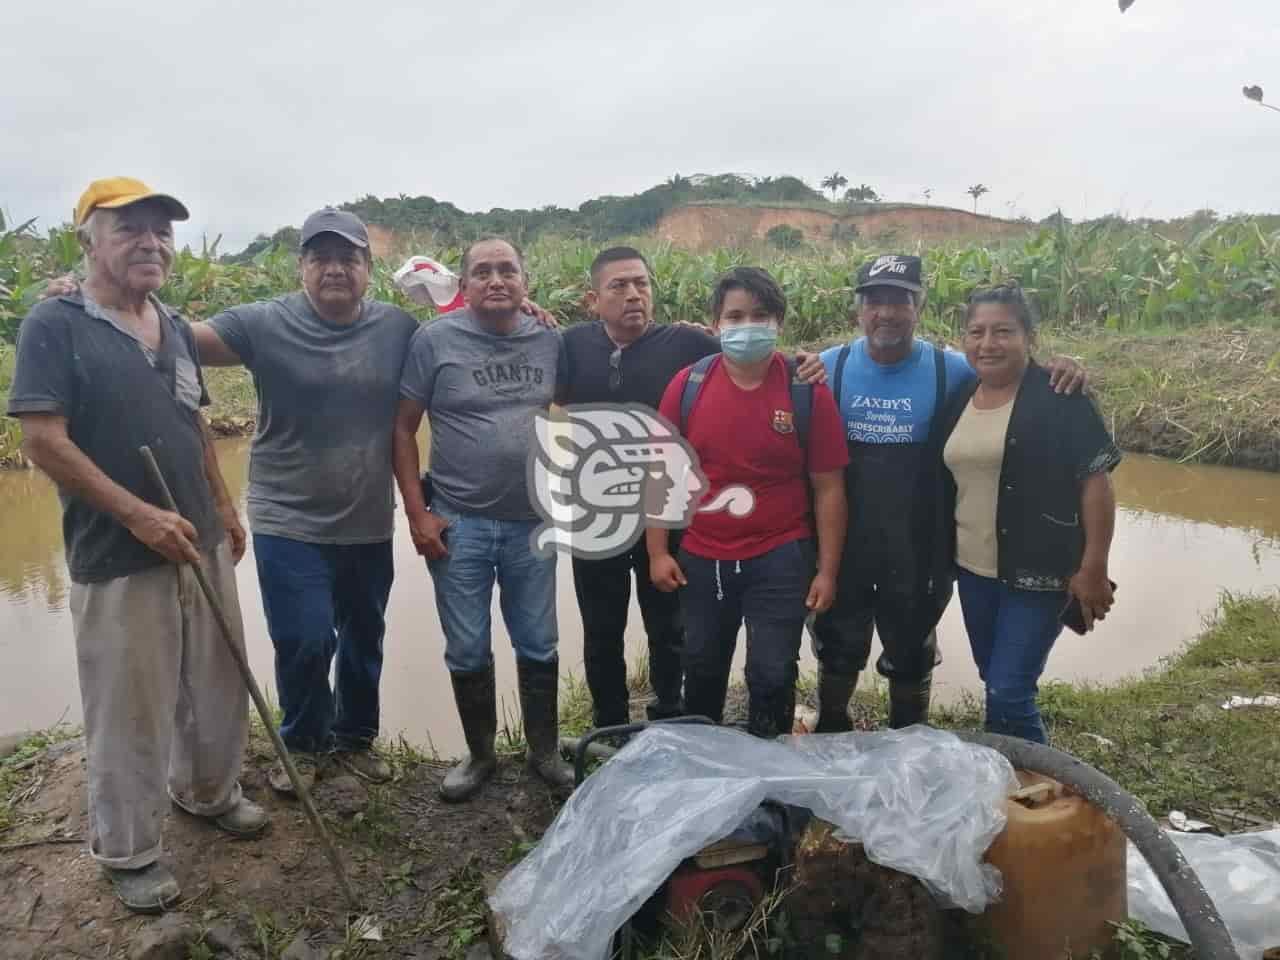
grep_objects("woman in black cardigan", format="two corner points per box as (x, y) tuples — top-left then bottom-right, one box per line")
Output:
(937, 285), (1121, 743)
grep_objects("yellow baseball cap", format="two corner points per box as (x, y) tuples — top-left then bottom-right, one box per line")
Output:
(73, 177), (190, 227)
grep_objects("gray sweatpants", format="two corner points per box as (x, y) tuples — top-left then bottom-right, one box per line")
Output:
(70, 541), (249, 869)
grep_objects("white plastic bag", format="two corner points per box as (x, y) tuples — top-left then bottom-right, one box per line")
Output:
(393, 256), (460, 308)
(490, 724), (1017, 960)
(1128, 828), (1280, 959)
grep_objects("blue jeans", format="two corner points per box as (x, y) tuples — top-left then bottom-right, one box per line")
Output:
(957, 569), (1066, 744)
(426, 501), (558, 674)
(254, 534), (394, 754)
(678, 538), (815, 734)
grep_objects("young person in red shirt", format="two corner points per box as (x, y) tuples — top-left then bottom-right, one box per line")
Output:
(647, 268), (849, 738)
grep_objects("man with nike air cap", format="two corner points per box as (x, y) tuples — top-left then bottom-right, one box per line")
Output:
(797, 254), (1087, 733)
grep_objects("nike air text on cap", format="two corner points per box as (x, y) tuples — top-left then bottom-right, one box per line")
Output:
(854, 254), (923, 294)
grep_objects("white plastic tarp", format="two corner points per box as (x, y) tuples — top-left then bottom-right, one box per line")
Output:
(490, 724), (1018, 960)
(1129, 828), (1280, 960)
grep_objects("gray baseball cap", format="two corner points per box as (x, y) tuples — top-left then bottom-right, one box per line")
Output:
(300, 207), (369, 249)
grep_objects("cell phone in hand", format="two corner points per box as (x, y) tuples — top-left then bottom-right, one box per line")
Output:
(1061, 580), (1118, 635)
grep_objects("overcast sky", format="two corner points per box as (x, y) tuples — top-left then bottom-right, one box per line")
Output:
(2, 0), (1276, 253)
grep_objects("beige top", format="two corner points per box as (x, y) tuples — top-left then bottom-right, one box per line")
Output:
(944, 396), (1015, 578)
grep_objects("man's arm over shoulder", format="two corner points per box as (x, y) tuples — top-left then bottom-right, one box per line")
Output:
(7, 303), (75, 417)
(200, 300), (279, 368)
(677, 322), (719, 364)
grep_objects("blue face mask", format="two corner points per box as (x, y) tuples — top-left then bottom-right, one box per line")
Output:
(720, 323), (778, 364)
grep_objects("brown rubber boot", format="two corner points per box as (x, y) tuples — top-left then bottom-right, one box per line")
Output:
(440, 666), (498, 803)
(516, 657), (575, 791)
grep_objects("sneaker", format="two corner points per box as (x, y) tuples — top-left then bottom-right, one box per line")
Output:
(268, 751), (321, 796)
(213, 797), (270, 838)
(104, 862), (181, 914)
(334, 747), (393, 783)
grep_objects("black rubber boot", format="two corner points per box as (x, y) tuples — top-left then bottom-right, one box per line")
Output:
(888, 673), (933, 729)
(815, 667), (859, 733)
(746, 688), (794, 740)
(440, 666), (498, 803)
(517, 658), (575, 791)
(746, 697), (781, 739)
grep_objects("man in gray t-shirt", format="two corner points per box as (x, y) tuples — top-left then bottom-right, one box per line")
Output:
(393, 237), (574, 801)
(197, 208), (414, 790)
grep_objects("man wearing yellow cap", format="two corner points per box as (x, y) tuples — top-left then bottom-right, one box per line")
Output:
(6, 178), (268, 913)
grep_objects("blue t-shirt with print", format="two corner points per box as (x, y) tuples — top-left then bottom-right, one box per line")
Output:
(819, 338), (975, 445)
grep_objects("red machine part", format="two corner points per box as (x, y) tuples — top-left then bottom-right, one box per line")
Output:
(666, 864), (766, 932)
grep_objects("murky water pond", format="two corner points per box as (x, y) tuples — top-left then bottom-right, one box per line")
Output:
(2, 442), (1278, 754)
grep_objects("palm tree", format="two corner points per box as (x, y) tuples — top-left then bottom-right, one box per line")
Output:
(821, 172), (848, 201)
(845, 184), (880, 202)
(967, 184), (990, 213)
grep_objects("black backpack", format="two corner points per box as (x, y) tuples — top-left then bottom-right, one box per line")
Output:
(678, 354), (812, 450)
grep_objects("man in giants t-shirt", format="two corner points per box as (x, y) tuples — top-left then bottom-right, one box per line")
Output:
(393, 238), (574, 802)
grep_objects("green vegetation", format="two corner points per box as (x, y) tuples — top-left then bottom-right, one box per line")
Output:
(765, 224), (805, 250)
(232, 173), (832, 258)
(0, 724), (77, 835)
(3, 210), (1279, 467)
(1040, 328), (1280, 472)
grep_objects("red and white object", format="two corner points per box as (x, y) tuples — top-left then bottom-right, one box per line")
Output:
(394, 256), (464, 312)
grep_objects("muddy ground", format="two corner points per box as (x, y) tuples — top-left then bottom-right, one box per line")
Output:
(0, 733), (564, 960)
(1, 687), (867, 960)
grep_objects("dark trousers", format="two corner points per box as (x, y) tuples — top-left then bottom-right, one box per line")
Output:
(678, 538), (814, 737)
(811, 560), (940, 682)
(573, 535), (684, 727)
(254, 534), (394, 753)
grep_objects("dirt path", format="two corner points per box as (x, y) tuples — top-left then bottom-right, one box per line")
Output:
(0, 733), (563, 959)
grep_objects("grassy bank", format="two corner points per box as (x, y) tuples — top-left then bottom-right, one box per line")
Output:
(1043, 327), (1280, 472)
(933, 591), (1280, 824)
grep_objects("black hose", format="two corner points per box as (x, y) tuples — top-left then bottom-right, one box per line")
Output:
(956, 731), (1238, 960)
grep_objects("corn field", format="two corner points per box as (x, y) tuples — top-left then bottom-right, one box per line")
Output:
(3, 215), (1278, 346)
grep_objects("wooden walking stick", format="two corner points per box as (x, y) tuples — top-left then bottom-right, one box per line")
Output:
(139, 445), (361, 915)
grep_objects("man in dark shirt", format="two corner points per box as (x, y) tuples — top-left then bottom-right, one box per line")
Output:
(560, 247), (719, 727)
(6, 178), (267, 913)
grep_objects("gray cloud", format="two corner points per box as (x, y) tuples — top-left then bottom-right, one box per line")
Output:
(2, 0), (1276, 252)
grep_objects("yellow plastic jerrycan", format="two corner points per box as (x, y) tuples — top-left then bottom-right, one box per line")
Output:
(982, 771), (1128, 960)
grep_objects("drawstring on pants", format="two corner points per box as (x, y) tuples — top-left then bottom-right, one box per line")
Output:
(714, 560), (744, 602)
